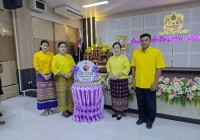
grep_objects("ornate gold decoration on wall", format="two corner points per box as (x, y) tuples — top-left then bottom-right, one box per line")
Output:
(160, 12), (189, 35)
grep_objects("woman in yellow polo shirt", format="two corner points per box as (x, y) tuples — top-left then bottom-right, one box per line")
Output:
(33, 40), (57, 116)
(106, 42), (130, 120)
(52, 42), (76, 117)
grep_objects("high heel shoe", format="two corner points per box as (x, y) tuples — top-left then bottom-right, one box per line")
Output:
(117, 115), (122, 120)
(112, 114), (117, 118)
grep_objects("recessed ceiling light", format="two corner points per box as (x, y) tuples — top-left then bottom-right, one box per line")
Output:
(82, 1), (109, 8)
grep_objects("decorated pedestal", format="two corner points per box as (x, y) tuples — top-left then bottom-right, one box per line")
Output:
(72, 60), (104, 123)
(71, 82), (104, 123)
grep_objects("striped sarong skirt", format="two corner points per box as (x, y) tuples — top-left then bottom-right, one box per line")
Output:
(36, 74), (57, 110)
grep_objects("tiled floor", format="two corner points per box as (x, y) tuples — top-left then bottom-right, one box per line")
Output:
(0, 96), (200, 140)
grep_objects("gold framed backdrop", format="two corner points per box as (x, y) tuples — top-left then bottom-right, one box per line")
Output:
(115, 35), (128, 50)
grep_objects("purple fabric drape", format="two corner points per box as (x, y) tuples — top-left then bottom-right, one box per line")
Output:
(71, 83), (104, 123)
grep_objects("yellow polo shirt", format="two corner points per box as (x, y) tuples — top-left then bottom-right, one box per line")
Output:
(33, 51), (54, 74)
(131, 46), (166, 88)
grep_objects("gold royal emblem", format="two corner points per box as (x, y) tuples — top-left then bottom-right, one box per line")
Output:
(160, 12), (189, 35)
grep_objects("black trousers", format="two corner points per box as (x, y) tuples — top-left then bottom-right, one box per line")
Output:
(135, 87), (156, 123)
(0, 78), (3, 95)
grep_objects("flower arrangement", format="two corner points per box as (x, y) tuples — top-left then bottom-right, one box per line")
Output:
(90, 44), (112, 51)
(98, 75), (110, 90)
(157, 76), (200, 107)
(98, 75), (136, 101)
(102, 44), (112, 51)
(85, 47), (91, 53)
(98, 75), (200, 107)
(101, 47), (107, 54)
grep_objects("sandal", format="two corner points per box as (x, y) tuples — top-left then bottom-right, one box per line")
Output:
(0, 121), (5, 125)
(48, 109), (54, 115)
(44, 110), (49, 116)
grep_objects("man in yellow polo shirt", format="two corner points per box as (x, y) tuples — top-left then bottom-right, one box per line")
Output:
(131, 33), (166, 129)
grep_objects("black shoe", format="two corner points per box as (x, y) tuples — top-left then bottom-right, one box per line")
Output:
(117, 116), (122, 120)
(112, 114), (117, 118)
(66, 110), (73, 116)
(0, 112), (3, 117)
(136, 119), (145, 125)
(63, 112), (70, 118)
(63, 110), (72, 118)
(146, 122), (152, 129)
